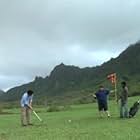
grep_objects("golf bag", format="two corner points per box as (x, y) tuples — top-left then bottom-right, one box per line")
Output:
(129, 100), (140, 118)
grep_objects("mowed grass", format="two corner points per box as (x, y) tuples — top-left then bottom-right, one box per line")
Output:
(1, 97), (140, 140)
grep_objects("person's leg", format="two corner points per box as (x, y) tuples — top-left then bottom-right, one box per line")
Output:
(124, 102), (129, 118)
(98, 102), (104, 117)
(21, 107), (27, 126)
(26, 108), (32, 125)
(104, 102), (110, 117)
(120, 101), (124, 118)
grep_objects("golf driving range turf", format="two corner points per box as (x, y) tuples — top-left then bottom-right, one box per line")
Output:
(1, 97), (140, 140)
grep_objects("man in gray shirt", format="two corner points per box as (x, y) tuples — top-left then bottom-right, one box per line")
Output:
(118, 81), (129, 118)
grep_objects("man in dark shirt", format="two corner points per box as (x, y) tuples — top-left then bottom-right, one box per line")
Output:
(118, 81), (129, 118)
(94, 86), (110, 117)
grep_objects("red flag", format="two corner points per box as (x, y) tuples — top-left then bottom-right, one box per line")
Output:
(107, 73), (116, 84)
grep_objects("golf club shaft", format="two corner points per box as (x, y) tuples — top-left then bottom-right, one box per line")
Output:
(32, 110), (42, 122)
(27, 105), (42, 122)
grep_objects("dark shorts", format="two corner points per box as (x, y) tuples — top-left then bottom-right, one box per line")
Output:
(98, 101), (108, 111)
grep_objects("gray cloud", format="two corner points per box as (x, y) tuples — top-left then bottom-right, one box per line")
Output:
(0, 0), (140, 90)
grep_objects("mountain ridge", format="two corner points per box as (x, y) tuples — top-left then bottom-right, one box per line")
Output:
(1, 42), (140, 104)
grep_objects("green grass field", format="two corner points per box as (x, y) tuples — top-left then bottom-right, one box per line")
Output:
(1, 97), (140, 140)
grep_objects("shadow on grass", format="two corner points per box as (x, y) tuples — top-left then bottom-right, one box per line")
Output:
(0, 112), (14, 115)
(28, 122), (48, 128)
(77, 115), (135, 123)
(0, 132), (8, 140)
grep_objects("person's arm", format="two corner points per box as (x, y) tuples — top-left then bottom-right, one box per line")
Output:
(92, 94), (97, 99)
(124, 86), (128, 101)
(29, 96), (33, 109)
(24, 95), (33, 109)
(24, 96), (29, 107)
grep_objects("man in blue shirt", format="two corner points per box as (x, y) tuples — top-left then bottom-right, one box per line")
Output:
(94, 86), (110, 117)
(20, 90), (34, 126)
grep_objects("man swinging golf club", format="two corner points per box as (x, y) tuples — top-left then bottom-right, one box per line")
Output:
(20, 90), (34, 126)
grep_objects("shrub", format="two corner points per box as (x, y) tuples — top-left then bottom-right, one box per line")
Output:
(47, 105), (60, 112)
(47, 105), (71, 112)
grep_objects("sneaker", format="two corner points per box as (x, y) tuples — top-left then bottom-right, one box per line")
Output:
(108, 114), (111, 118)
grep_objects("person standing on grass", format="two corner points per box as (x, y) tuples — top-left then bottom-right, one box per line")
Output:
(93, 86), (111, 118)
(20, 90), (34, 126)
(118, 81), (129, 118)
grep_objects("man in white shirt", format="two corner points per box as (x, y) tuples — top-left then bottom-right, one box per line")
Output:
(20, 90), (34, 126)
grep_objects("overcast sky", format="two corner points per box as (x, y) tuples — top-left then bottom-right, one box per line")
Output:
(0, 0), (140, 91)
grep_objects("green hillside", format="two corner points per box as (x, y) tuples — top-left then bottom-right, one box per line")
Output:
(0, 90), (5, 95)
(1, 42), (140, 104)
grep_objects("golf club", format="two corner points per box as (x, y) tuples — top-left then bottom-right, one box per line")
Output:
(28, 105), (42, 122)
(32, 110), (42, 122)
